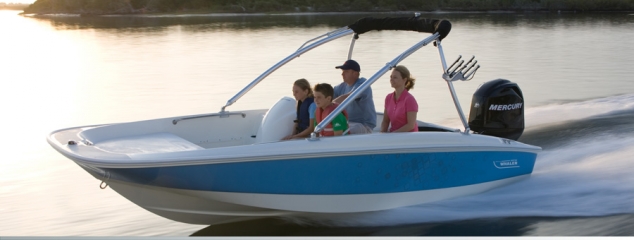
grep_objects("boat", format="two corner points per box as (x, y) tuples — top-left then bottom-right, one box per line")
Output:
(47, 15), (541, 225)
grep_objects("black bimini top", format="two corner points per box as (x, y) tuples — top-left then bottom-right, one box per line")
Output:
(347, 17), (452, 40)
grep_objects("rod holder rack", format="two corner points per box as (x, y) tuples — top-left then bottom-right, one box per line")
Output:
(442, 55), (480, 82)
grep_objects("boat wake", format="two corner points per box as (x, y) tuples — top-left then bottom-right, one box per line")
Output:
(525, 93), (634, 128)
(281, 94), (634, 227)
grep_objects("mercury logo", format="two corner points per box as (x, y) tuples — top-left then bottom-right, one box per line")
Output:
(493, 159), (519, 169)
(489, 103), (522, 111)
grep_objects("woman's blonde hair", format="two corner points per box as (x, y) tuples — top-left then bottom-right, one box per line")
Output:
(294, 78), (313, 97)
(394, 65), (415, 90)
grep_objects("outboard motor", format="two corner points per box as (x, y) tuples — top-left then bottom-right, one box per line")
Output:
(468, 79), (524, 140)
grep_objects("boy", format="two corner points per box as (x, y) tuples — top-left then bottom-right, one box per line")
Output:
(313, 83), (349, 137)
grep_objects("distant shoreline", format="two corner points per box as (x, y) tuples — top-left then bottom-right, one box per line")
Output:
(19, 0), (634, 16)
(20, 10), (634, 18)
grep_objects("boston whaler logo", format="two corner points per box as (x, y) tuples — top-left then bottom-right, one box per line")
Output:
(493, 159), (519, 169)
(489, 103), (522, 111)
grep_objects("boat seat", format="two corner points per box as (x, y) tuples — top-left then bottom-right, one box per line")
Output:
(255, 96), (296, 144)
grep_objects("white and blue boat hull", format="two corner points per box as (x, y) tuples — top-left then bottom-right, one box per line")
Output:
(48, 113), (539, 225)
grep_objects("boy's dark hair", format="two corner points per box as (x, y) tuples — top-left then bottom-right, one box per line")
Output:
(314, 83), (334, 99)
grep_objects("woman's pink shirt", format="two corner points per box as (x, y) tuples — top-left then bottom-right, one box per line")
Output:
(385, 90), (418, 132)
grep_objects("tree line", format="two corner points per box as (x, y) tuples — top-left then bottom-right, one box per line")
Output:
(22, 0), (634, 15)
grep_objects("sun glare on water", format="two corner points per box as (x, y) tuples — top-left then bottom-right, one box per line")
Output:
(0, 11), (92, 171)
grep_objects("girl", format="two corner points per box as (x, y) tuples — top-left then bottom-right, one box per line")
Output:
(283, 79), (317, 140)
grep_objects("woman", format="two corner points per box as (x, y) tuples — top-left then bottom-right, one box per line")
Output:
(283, 78), (317, 140)
(381, 65), (419, 133)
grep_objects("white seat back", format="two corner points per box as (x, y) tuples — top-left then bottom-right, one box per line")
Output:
(255, 97), (296, 143)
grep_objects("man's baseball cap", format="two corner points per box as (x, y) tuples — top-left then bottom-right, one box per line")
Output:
(335, 59), (360, 72)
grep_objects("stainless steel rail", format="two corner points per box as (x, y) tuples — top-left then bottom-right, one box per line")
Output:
(172, 112), (246, 125)
(347, 34), (359, 60)
(436, 41), (470, 133)
(220, 27), (354, 113)
(311, 33), (441, 139)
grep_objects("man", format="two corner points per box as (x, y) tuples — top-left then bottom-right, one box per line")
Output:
(332, 59), (376, 134)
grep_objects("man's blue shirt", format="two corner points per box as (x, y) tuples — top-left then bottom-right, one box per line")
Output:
(333, 77), (377, 129)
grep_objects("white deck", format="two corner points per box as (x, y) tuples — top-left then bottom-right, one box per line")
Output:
(94, 132), (204, 154)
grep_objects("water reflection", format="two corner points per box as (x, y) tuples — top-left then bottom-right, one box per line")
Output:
(189, 216), (533, 236)
(190, 214), (634, 236)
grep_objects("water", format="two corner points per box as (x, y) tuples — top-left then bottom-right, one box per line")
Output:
(1, 10), (633, 236)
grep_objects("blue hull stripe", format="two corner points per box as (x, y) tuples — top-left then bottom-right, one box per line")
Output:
(100, 151), (536, 195)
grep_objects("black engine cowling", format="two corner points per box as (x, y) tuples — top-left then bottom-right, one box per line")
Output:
(468, 79), (524, 140)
